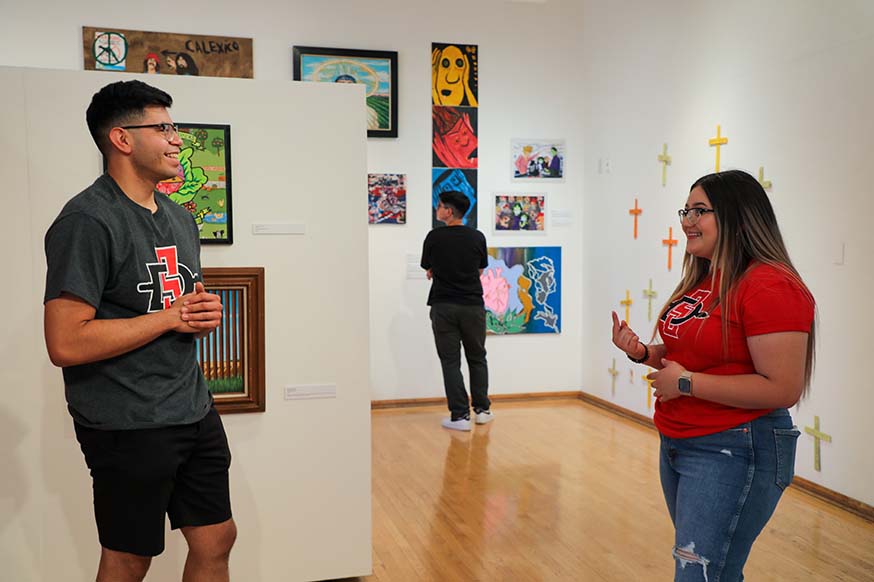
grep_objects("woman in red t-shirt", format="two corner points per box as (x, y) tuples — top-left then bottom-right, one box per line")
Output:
(611, 169), (816, 582)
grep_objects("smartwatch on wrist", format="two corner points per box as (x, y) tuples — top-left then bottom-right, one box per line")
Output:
(678, 371), (693, 396)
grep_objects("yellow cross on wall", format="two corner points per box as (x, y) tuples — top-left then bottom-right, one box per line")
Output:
(804, 415), (832, 472)
(608, 359), (619, 395)
(758, 166), (773, 190)
(643, 368), (656, 409)
(657, 144), (672, 187)
(620, 290), (633, 323)
(708, 124), (729, 172)
(643, 279), (658, 322)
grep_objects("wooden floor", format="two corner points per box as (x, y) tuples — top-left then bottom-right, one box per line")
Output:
(349, 400), (874, 582)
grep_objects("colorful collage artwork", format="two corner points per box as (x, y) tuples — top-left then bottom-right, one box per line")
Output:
(155, 124), (233, 244)
(481, 247), (561, 334)
(368, 173), (407, 224)
(432, 42), (479, 228)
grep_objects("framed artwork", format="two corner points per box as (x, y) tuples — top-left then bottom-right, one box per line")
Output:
(368, 173), (407, 224)
(198, 267), (265, 414)
(511, 139), (566, 181)
(156, 123), (233, 244)
(433, 106), (478, 168)
(493, 193), (547, 233)
(432, 168), (477, 228)
(83, 27), (253, 78)
(481, 247), (561, 334)
(432, 43), (478, 107)
(293, 46), (398, 138)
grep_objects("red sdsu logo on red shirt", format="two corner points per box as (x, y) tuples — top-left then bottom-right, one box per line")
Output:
(660, 289), (712, 339)
(136, 246), (197, 312)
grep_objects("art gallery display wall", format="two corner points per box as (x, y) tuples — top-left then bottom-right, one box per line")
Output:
(0, 0), (589, 407)
(0, 67), (371, 582)
(578, 1), (874, 507)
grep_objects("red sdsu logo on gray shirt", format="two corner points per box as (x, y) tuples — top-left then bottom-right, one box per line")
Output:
(136, 246), (198, 312)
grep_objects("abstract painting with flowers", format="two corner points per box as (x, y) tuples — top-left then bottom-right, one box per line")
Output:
(481, 247), (561, 334)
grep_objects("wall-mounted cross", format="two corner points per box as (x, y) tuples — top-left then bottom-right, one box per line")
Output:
(804, 415), (832, 472)
(662, 227), (678, 271)
(629, 198), (643, 239)
(709, 124), (729, 172)
(608, 358), (619, 396)
(758, 166), (773, 190)
(620, 290), (633, 324)
(658, 143), (672, 187)
(643, 368), (655, 409)
(643, 279), (658, 322)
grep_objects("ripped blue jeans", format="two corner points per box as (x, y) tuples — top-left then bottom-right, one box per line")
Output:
(659, 409), (800, 582)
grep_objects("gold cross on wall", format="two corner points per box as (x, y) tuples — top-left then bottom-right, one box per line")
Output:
(620, 290), (633, 324)
(657, 143), (672, 187)
(804, 415), (832, 472)
(709, 124), (729, 172)
(643, 279), (658, 322)
(758, 166), (773, 190)
(608, 359), (619, 395)
(643, 368), (655, 409)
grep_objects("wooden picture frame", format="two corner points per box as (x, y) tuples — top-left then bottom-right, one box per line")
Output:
(293, 46), (399, 138)
(198, 267), (265, 413)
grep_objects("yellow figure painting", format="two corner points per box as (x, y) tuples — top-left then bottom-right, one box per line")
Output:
(432, 44), (478, 107)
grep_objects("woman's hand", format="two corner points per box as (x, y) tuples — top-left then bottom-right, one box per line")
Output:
(647, 359), (686, 402)
(611, 311), (646, 360)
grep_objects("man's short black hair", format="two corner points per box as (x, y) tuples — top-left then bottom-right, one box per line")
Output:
(438, 190), (470, 219)
(86, 80), (173, 155)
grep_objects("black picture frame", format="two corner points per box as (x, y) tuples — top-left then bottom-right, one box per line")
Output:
(293, 46), (399, 138)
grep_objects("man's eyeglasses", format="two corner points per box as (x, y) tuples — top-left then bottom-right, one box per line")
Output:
(120, 122), (179, 141)
(678, 207), (715, 225)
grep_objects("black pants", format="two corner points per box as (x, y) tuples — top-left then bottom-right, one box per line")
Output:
(430, 303), (489, 420)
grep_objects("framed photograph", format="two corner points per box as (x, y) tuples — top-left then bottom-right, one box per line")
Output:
(493, 193), (547, 233)
(368, 173), (407, 224)
(511, 139), (566, 181)
(156, 123), (233, 244)
(83, 26), (254, 78)
(197, 267), (265, 414)
(293, 46), (398, 138)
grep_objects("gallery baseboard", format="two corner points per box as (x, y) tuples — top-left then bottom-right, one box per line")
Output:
(372, 389), (874, 523)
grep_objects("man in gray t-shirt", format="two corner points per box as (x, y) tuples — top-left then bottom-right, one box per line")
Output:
(44, 80), (236, 579)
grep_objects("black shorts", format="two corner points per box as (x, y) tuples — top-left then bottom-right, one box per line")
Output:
(74, 407), (232, 557)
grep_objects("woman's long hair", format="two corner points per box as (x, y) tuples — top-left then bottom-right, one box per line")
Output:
(658, 170), (816, 397)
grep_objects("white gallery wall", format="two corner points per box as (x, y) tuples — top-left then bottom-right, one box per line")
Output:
(0, 67), (371, 581)
(0, 0), (589, 404)
(579, 0), (874, 506)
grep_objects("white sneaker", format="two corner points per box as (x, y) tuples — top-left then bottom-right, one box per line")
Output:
(441, 417), (471, 431)
(475, 410), (494, 425)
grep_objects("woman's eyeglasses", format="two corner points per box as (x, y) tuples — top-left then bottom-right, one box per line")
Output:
(678, 208), (715, 225)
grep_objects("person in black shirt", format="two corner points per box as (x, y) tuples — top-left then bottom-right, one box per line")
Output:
(421, 191), (493, 430)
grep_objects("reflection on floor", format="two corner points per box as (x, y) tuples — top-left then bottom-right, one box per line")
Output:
(362, 400), (874, 582)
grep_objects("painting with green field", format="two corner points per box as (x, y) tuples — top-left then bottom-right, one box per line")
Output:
(156, 123), (234, 243)
(293, 46), (399, 138)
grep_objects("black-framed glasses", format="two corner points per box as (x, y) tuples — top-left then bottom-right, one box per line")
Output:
(120, 122), (179, 141)
(678, 207), (715, 225)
